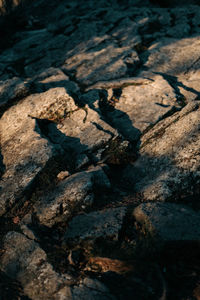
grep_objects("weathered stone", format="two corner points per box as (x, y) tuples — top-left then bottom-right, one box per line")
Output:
(123, 101), (200, 201)
(179, 70), (200, 102)
(55, 104), (117, 156)
(1, 2), (200, 299)
(0, 88), (77, 215)
(133, 202), (200, 242)
(35, 166), (110, 227)
(144, 36), (200, 76)
(0, 232), (72, 300)
(31, 67), (79, 94)
(72, 278), (116, 300)
(63, 42), (130, 86)
(0, 77), (29, 108)
(63, 207), (126, 245)
(102, 73), (180, 140)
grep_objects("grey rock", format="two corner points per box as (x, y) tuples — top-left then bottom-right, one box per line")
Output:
(0, 88), (77, 215)
(63, 207), (126, 245)
(144, 36), (200, 76)
(63, 42), (129, 86)
(179, 70), (200, 102)
(31, 67), (79, 94)
(55, 104), (117, 156)
(35, 166), (111, 227)
(133, 202), (200, 242)
(106, 73), (180, 138)
(0, 77), (29, 108)
(123, 101), (200, 201)
(0, 232), (72, 300)
(72, 278), (116, 300)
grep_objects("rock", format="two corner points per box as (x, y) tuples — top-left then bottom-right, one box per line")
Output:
(100, 73), (180, 140)
(54, 103), (117, 160)
(72, 278), (116, 300)
(0, 88), (77, 216)
(144, 36), (200, 76)
(63, 207), (126, 246)
(0, 77), (29, 110)
(35, 166), (111, 227)
(1, 2), (200, 299)
(179, 70), (200, 102)
(133, 202), (200, 242)
(123, 101), (200, 201)
(57, 170), (71, 181)
(63, 42), (130, 86)
(30, 67), (79, 94)
(0, 232), (72, 300)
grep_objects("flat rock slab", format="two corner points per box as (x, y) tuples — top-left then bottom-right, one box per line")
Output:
(63, 207), (126, 245)
(145, 36), (200, 76)
(0, 88), (77, 216)
(55, 105), (117, 156)
(0, 232), (72, 300)
(133, 202), (200, 242)
(123, 101), (200, 201)
(35, 166), (111, 227)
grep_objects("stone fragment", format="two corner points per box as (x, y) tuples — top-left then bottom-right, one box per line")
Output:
(0, 232), (72, 300)
(0, 77), (29, 108)
(63, 207), (126, 245)
(35, 166), (110, 227)
(133, 202), (200, 242)
(57, 170), (71, 181)
(123, 101), (200, 201)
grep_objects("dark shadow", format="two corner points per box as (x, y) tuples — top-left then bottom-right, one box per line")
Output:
(0, 147), (5, 179)
(155, 72), (200, 101)
(0, 270), (31, 300)
(31, 116), (90, 172)
(98, 89), (141, 144)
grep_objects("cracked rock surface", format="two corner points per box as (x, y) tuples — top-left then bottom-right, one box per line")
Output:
(1, 0), (200, 299)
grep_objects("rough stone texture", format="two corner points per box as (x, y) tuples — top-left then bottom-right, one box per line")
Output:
(99, 73), (180, 140)
(35, 166), (111, 227)
(144, 37), (200, 76)
(0, 232), (72, 300)
(123, 101), (200, 201)
(63, 207), (126, 245)
(133, 202), (200, 241)
(0, 88), (77, 216)
(1, 1), (200, 299)
(0, 77), (29, 108)
(72, 278), (116, 300)
(55, 104), (117, 157)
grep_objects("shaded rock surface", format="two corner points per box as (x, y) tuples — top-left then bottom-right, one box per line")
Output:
(123, 101), (200, 201)
(35, 166), (111, 227)
(133, 202), (200, 242)
(0, 0), (200, 299)
(0, 232), (72, 300)
(63, 207), (126, 245)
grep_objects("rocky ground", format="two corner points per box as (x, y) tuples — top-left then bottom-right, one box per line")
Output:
(0, 0), (200, 299)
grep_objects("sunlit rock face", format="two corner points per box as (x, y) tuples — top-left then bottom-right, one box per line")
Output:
(1, 1), (200, 299)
